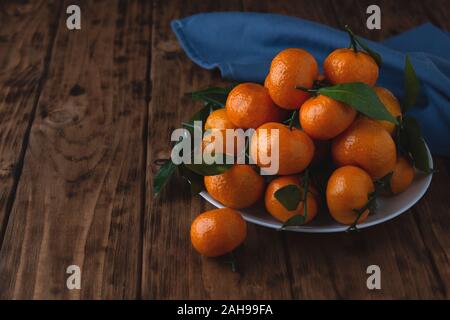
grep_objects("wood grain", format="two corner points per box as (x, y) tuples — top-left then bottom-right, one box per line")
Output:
(411, 158), (450, 299)
(0, 0), (60, 245)
(143, 0), (292, 299)
(0, 0), (151, 299)
(0, 0), (448, 300)
(242, 0), (342, 29)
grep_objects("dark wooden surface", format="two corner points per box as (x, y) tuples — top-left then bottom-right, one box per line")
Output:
(0, 0), (448, 299)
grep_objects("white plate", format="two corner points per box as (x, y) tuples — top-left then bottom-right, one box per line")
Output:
(200, 146), (433, 233)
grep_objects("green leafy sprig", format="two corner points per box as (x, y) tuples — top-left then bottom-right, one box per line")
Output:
(187, 86), (234, 107)
(152, 86), (235, 197)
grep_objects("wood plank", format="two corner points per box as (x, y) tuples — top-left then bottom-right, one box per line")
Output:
(243, 0), (449, 299)
(0, 1), (59, 244)
(407, 0), (450, 299)
(0, 0), (151, 299)
(143, 0), (293, 299)
(281, 212), (448, 299)
(410, 158), (450, 299)
(329, 0), (434, 40)
(242, 0), (342, 29)
(412, 0), (450, 299)
(421, 0), (450, 31)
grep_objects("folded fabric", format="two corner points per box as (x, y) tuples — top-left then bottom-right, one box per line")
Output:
(171, 13), (450, 156)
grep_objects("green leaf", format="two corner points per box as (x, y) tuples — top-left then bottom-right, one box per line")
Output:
(185, 157), (233, 176)
(318, 83), (398, 124)
(187, 86), (234, 107)
(178, 165), (204, 195)
(190, 102), (220, 122)
(183, 102), (221, 135)
(401, 117), (431, 172)
(182, 103), (222, 158)
(153, 160), (177, 197)
(277, 170), (311, 230)
(281, 214), (306, 228)
(354, 36), (382, 66)
(274, 184), (301, 211)
(403, 54), (420, 112)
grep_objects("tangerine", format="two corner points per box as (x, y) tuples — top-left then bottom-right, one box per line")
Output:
(390, 156), (415, 194)
(250, 122), (315, 175)
(265, 48), (319, 109)
(190, 208), (247, 257)
(326, 166), (375, 225)
(265, 175), (318, 224)
(226, 83), (285, 129)
(374, 87), (402, 135)
(204, 165), (265, 209)
(324, 48), (378, 86)
(331, 118), (397, 179)
(299, 95), (357, 140)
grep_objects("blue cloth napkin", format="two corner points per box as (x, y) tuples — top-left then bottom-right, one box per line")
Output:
(171, 13), (450, 156)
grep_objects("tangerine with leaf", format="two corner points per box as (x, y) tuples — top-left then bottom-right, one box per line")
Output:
(203, 108), (242, 156)
(373, 87), (402, 135)
(299, 94), (357, 140)
(265, 175), (318, 224)
(326, 165), (375, 225)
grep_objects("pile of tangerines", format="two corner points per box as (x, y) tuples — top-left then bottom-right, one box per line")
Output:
(158, 32), (426, 260)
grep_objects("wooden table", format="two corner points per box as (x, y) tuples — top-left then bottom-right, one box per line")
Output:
(0, 0), (448, 299)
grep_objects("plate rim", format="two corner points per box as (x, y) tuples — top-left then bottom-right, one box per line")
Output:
(199, 144), (433, 233)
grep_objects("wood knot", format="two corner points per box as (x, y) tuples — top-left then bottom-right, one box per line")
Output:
(69, 84), (86, 96)
(0, 162), (14, 179)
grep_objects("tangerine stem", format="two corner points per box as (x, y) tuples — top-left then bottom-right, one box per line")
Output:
(345, 25), (358, 53)
(347, 191), (377, 232)
(288, 109), (299, 130)
(295, 85), (316, 94)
